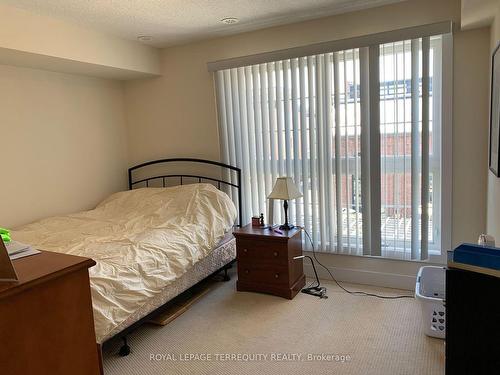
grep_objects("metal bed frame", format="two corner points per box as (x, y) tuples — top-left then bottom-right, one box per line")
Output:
(128, 158), (242, 228)
(101, 158), (242, 358)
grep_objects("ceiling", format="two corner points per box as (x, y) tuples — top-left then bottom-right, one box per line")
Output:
(1, 0), (406, 48)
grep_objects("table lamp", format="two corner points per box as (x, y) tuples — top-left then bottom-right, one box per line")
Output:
(267, 177), (302, 230)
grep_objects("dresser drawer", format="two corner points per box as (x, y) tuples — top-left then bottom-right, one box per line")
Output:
(236, 239), (288, 265)
(237, 261), (289, 285)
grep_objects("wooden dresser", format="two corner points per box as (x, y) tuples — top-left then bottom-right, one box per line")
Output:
(233, 225), (305, 299)
(0, 251), (101, 375)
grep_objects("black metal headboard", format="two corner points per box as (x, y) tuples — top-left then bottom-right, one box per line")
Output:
(128, 158), (242, 227)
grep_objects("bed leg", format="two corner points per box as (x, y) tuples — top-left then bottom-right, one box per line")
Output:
(118, 336), (131, 357)
(222, 266), (230, 282)
(97, 344), (104, 375)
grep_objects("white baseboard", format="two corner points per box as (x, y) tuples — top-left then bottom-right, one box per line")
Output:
(303, 263), (416, 291)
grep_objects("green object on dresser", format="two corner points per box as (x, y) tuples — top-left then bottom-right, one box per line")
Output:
(0, 227), (11, 243)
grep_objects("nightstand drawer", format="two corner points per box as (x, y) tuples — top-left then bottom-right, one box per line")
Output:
(237, 262), (289, 285)
(236, 239), (288, 265)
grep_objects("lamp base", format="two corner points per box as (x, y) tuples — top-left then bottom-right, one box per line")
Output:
(279, 224), (295, 231)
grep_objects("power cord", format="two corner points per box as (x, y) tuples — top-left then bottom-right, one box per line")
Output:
(299, 227), (414, 300)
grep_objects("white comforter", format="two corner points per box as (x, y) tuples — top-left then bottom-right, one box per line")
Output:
(12, 184), (237, 342)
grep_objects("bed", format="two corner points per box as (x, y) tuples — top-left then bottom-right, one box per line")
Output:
(11, 158), (242, 348)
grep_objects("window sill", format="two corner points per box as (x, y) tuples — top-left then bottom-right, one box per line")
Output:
(309, 249), (446, 265)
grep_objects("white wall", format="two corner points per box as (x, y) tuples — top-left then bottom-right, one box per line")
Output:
(0, 0), (492, 289)
(0, 64), (128, 228)
(453, 27), (491, 246)
(487, 4), (500, 241)
(124, 0), (492, 288)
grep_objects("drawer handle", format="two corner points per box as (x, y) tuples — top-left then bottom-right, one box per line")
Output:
(243, 248), (248, 253)
(274, 273), (279, 279)
(273, 251), (278, 257)
(245, 269), (249, 274)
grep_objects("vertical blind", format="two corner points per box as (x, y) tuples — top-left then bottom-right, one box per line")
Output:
(215, 35), (444, 260)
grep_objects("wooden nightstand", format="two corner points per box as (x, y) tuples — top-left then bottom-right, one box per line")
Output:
(233, 224), (306, 299)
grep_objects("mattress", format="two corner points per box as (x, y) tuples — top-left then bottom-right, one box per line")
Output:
(12, 184), (237, 343)
(104, 235), (236, 343)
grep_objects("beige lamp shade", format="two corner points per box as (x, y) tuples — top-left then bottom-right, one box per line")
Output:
(268, 177), (302, 200)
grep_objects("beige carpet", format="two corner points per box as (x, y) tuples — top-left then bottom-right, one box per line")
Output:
(102, 271), (444, 375)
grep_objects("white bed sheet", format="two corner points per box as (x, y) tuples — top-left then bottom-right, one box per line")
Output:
(12, 184), (236, 342)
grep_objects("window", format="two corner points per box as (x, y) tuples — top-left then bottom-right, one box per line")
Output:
(214, 28), (451, 260)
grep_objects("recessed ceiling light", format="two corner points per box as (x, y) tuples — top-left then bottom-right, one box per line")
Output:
(220, 17), (239, 25)
(137, 35), (153, 42)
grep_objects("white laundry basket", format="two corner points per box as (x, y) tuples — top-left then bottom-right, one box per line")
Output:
(415, 266), (446, 339)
